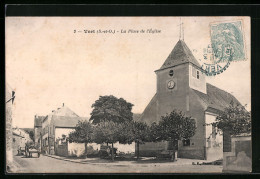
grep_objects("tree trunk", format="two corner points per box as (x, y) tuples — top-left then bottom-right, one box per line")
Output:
(137, 141), (140, 160)
(171, 140), (177, 161)
(171, 140), (174, 161)
(111, 143), (114, 161)
(84, 143), (88, 157)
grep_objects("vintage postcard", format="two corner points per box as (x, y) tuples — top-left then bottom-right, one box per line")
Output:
(5, 16), (251, 173)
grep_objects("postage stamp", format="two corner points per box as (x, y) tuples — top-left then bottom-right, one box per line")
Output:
(210, 20), (246, 62)
(201, 20), (245, 76)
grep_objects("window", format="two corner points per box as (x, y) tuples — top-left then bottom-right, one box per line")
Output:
(196, 71), (200, 79)
(183, 139), (190, 146)
(169, 70), (174, 77)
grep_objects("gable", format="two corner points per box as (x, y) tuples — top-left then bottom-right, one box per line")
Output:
(52, 105), (79, 117)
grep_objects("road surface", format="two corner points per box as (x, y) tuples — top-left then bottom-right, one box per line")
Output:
(11, 154), (223, 173)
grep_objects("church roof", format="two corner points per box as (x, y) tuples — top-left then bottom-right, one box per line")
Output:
(193, 83), (242, 112)
(133, 113), (142, 121)
(158, 40), (201, 71)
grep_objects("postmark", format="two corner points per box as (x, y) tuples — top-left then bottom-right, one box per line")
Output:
(201, 20), (245, 76)
(200, 44), (231, 76)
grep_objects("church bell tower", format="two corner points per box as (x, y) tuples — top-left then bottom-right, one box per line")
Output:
(140, 22), (206, 125)
(155, 40), (207, 96)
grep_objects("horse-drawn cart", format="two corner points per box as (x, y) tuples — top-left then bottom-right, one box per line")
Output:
(25, 146), (40, 158)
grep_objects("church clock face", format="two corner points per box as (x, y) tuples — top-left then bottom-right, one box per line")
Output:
(167, 80), (175, 89)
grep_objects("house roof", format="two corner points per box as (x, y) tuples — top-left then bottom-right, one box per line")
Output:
(52, 105), (79, 117)
(34, 116), (46, 127)
(52, 116), (88, 128)
(21, 128), (34, 133)
(13, 132), (24, 138)
(158, 40), (201, 71)
(12, 128), (30, 138)
(193, 83), (242, 112)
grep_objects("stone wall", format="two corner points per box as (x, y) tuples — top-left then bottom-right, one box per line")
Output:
(55, 143), (68, 157)
(223, 134), (251, 173)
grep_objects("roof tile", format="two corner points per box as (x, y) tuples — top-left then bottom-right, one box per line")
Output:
(159, 40), (201, 70)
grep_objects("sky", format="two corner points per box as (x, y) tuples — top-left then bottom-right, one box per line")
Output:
(5, 17), (251, 128)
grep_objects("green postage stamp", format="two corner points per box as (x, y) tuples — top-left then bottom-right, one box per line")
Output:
(210, 20), (246, 62)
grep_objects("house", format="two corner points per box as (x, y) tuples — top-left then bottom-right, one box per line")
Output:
(12, 128), (32, 151)
(138, 40), (241, 161)
(34, 115), (45, 151)
(41, 103), (87, 155)
(5, 83), (15, 172)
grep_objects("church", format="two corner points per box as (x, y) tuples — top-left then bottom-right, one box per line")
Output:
(138, 39), (241, 161)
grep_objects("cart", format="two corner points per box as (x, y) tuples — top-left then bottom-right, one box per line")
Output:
(25, 146), (40, 158)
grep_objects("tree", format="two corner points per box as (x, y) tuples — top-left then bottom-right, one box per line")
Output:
(68, 120), (94, 156)
(149, 122), (162, 142)
(117, 121), (150, 160)
(213, 103), (251, 135)
(29, 131), (34, 142)
(90, 95), (134, 124)
(131, 121), (150, 160)
(93, 121), (122, 161)
(156, 110), (196, 160)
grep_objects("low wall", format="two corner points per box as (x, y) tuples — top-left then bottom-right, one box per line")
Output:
(55, 144), (68, 157)
(139, 141), (167, 157)
(223, 135), (251, 173)
(68, 142), (85, 157)
(206, 146), (223, 161)
(178, 148), (205, 160)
